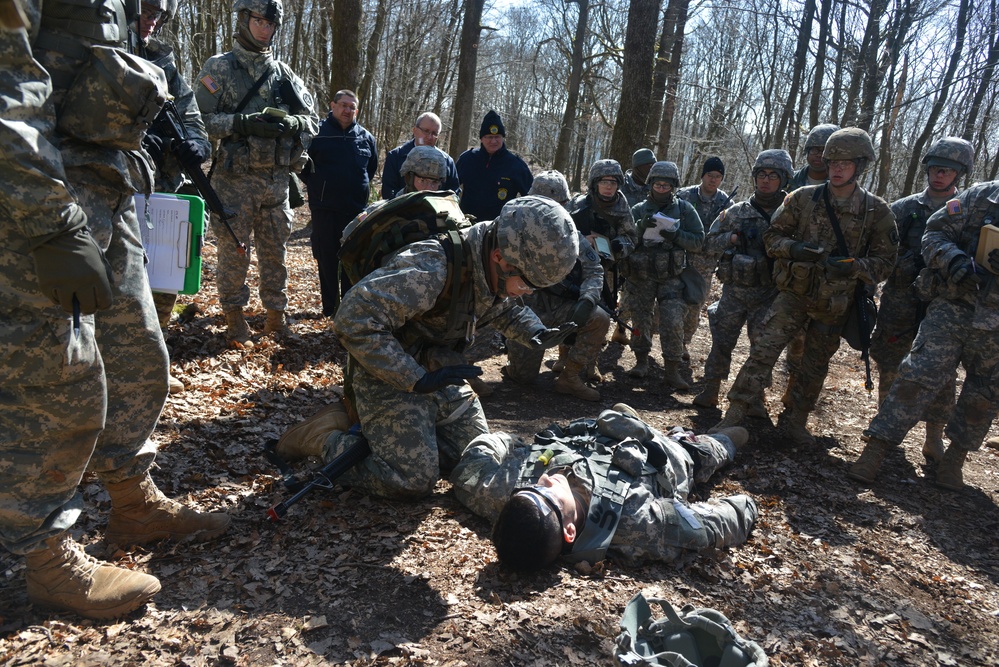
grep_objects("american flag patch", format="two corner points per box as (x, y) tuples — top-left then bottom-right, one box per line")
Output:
(947, 199), (962, 215)
(200, 75), (220, 94)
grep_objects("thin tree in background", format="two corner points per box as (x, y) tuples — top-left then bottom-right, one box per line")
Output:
(647, 0), (690, 157)
(807, 0), (832, 129)
(774, 0), (816, 148)
(554, 0), (590, 174)
(449, 0), (488, 158)
(355, 0), (387, 113)
(609, 0), (660, 166)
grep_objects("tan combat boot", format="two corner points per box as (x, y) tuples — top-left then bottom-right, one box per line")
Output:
(662, 362), (691, 392)
(25, 533), (161, 620)
(277, 401), (354, 460)
(264, 309), (290, 335)
(847, 437), (892, 484)
(710, 400), (748, 432)
(747, 397), (769, 419)
(168, 373), (185, 394)
(552, 344), (568, 373)
(779, 408), (815, 446)
(224, 308), (254, 349)
(586, 361), (602, 383)
(693, 379), (721, 408)
(555, 360), (601, 402)
(104, 473), (231, 545)
(712, 426), (750, 450)
(629, 354), (650, 378)
(611, 324), (630, 345)
(922, 422), (946, 463)
(935, 446), (969, 491)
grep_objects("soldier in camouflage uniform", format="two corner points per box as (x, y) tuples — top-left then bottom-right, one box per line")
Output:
(626, 161), (705, 390)
(450, 405), (757, 571)
(850, 180), (999, 491)
(868, 138), (973, 464)
(398, 145), (450, 194)
(678, 157), (731, 348)
(622, 148), (656, 207)
(713, 129), (897, 444)
(321, 197), (580, 500)
(693, 150), (793, 414)
(789, 123), (840, 191)
(1, 0), (228, 620)
(195, 0), (318, 346)
(504, 171), (610, 402)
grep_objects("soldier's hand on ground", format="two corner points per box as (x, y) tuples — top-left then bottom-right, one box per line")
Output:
(789, 241), (824, 261)
(948, 255), (983, 290)
(989, 248), (999, 274)
(141, 133), (167, 166)
(233, 113), (284, 139)
(30, 215), (114, 314)
(175, 138), (209, 165)
(413, 365), (483, 393)
(530, 323), (579, 349)
(278, 116), (302, 137)
(825, 256), (856, 278)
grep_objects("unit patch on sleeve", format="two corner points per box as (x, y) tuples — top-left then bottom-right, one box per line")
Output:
(200, 75), (220, 94)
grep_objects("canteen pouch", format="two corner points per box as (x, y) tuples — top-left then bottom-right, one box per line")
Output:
(774, 259), (817, 298)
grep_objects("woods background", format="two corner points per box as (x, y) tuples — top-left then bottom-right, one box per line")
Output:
(169, 0), (998, 198)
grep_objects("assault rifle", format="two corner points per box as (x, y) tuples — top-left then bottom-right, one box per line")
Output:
(598, 301), (640, 338)
(156, 100), (248, 256)
(264, 424), (371, 522)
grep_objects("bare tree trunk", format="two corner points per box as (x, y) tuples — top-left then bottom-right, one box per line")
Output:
(830, 0), (847, 122)
(554, 0), (590, 173)
(329, 0), (362, 97)
(433, 0), (464, 119)
(656, 0), (689, 157)
(774, 0), (816, 147)
(449, 0), (487, 158)
(356, 0), (388, 111)
(609, 0), (660, 166)
(808, 0), (832, 128)
(902, 0), (971, 195)
(962, 27), (999, 142)
(877, 57), (907, 197)
(645, 0), (686, 150)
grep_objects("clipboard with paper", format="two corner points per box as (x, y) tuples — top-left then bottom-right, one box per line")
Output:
(134, 192), (205, 295)
(642, 211), (680, 243)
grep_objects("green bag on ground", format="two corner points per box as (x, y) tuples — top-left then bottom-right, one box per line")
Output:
(615, 593), (768, 667)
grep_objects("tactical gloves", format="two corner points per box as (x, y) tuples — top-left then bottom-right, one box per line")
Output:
(611, 237), (624, 254)
(530, 323), (579, 349)
(279, 115), (303, 137)
(141, 133), (167, 166)
(175, 138), (209, 165)
(825, 256), (856, 278)
(30, 211), (114, 314)
(789, 241), (824, 262)
(948, 254), (982, 290)
(570, 299), (595, 327)
(658, 228), (677, 241)
(233, 113), (284, 139)
(413, 365), (483, 393)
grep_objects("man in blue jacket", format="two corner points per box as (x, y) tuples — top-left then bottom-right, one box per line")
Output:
(456, 110), (533, 221)
(381, 112), (459, 199)
(305, 90), (377, 317)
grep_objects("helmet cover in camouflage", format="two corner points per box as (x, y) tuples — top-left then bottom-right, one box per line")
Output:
(632, 148), (656, 168)
(753, 149), (794, 186)
(144, 0), (168, 12)
(528, 170), (571, 204)
(233, 0), (282, 25)
(923, 137), (974, 174)
(494, 196), (579, 288)
(163, 0), (179, 21)
(400, 146), (448, 181)
(588, 159), (624, 189)
(803, 123), (841, 150)
(822, 127), (876, 163)
(648, 160), (680, 187)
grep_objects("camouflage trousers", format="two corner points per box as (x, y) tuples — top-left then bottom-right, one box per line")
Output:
(683, 252), (716, 344)
(505, 292), (610, 382)
(870, 283), (954, 420)
(0, 179), (168, 554)
(867, 299), (999, 452)
(627, 275), (687, 363)
(213, 167), (293, 312)
(324, 364), (488, 499)
(727, 291), (846, 413)
(702, 284), (777, 382)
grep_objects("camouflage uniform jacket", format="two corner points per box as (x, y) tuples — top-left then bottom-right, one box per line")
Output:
(887, 189), (948, 289)
(628, 197), (704, 280)
(677, 185), (730, 234)
(535, 231), (604, 307)
(706, 199), (774, 289)
(334, 221), (545, 391)
(921, 181), (999, 330)
(567, 192), (637, 259)
(450, 416), (758, 565)
(622, 170), (650, 208)
(788, 165), (826, 191)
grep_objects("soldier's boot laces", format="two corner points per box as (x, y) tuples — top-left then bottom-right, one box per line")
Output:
(693, 380), (721, 408)
(25, 533), (161, 620)
(710, 401), (748, 433)
(935, 446), (969, 491)
(747, 396), (769, 419)
(555, 361), (601, 402)
(662, 362), (691, 392)
(610, 325), (630, 346)
(552, 344), (568, 373)
(922, 422), (946, 463)
(104, 473), (231, 546)
(264, 309), (290, 335)
(629, 354), (650, 379)
(224, 309), (254, 349)
(780, 409), (815, 446)
(847, 437), (892, 484)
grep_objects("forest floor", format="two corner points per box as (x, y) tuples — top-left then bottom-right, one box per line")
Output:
(2, 209), (998, 667)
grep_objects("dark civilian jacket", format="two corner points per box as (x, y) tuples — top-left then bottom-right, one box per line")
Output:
(381, 138), (460, 199)
(456, 143), (533, 221)
(306, 115), (377, 217)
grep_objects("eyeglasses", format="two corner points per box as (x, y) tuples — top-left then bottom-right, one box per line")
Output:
(514, 485), (564, 536)
(416, 126), (440, 137)
(755, 171), (782, 182)
(807, 147), (824, 157)
(827, 159), (855, 171)
(249, 14), (277, 30)
(597, 178), (619, 187)
(415, 175), (443, 185)
(141, 6), (165, 21)
(651, 181), (672, 191)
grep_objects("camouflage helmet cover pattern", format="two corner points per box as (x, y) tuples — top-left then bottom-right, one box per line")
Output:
(822, 127), (876, 163)
(923, 137), (974, 174)
(648, 160), (680, 187)
(400, 146), (448, 181)
(753, 149), (794, 182)
(528, 170), (571, 204)
(804, 123), (841, 150)
(588, 159), (624, 188)
(233, 0), (282, 25)
(494, 195), (579, 288)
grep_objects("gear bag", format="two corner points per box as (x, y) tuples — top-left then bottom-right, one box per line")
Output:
(616, 594), (768, 667)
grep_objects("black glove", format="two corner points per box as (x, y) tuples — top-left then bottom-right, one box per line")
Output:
(825, 256), (856, 278)
(279, 115), (303, 137)
(141, 133), (167, 166)
(948, 254), (983, 290)
(530, 323), (579, 349)
(569, 299), (595, 327)
(412, 365), (483, 394)
(30, 212), (114, 314)
(175, 138), (209, 165)
(789, 241), (824, 261)
(989, 248), (999, 274)
(233, 113), (284, 139)
(611, 237), (624, 254)
(658, 228), (677, 241)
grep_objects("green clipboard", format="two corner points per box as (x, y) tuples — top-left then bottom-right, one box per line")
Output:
(135, 192), (205, 295)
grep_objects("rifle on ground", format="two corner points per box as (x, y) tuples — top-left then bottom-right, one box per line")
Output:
(156, 100), (248, 256)
(264, 425), (371, 522)
(598, 301), (640, 338)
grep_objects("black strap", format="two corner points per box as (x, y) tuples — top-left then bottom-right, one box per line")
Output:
(748, 197), (773, 223)
(821, 184), (851, 257)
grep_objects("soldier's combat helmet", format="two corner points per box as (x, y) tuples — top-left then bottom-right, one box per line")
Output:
(494, 196), (579, 289)
(400, 146), (448, 191)
(528, 170), (571, 205)
(823, 127), (876, 176)
(923, 137), (974, 175)
(752, 149), (794, 189)
(234, 0), (282, 50)
(803, 123), (841, 151)
(588, 159), (625, 198)
(648, 161), (680, 188)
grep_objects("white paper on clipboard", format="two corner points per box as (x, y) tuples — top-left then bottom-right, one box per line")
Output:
(135, 193), (192, 294)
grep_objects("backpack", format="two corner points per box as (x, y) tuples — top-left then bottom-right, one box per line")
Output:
(616, 594), (768, 667)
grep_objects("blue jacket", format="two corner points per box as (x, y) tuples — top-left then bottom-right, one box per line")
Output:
(306, 115), (378, 215)
(381, 138), (460, 199)
(456, 144), (533, 221)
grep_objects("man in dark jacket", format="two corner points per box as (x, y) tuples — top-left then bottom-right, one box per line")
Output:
(456, 110), (533, 221)
(305, 90), (377, 316)
(381, 112), (459, 199)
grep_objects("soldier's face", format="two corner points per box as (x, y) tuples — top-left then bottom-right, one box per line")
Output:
(248, 13), (277, 43)
(701, 170), (723, 194)
(754, 170), (782, 195)
(827, 159), (856, 187)
(535, 472), (579, 531)
(806, 147), (826, 171)
(927, 166), (958, 193)
(413, 175), (443, 191)
(138, 3), (164, 41)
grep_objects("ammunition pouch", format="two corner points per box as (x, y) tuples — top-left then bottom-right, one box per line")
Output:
(773, 258), (819, 298)
(717, 251), (772, 288)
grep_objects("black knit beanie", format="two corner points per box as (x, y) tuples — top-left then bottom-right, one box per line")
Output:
(480, 110), (506, 138)
(702, 156), (725, 176)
